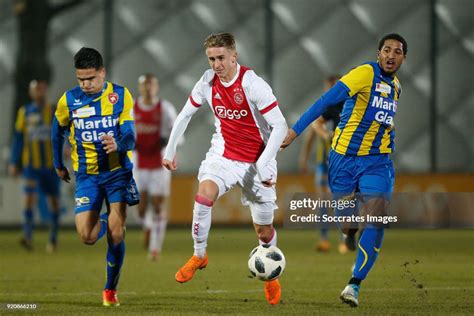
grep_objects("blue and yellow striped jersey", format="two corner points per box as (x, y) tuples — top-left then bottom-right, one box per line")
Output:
(54, 82), (134, 174)
(332, 62), (401, 156)
(12, 103), (55, 169)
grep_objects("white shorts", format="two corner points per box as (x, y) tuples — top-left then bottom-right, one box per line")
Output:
(197, 152), (277, 225)
(134, 167), (171, 197)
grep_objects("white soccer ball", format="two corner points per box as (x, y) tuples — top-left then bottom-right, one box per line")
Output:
(248, 245), (286, 281)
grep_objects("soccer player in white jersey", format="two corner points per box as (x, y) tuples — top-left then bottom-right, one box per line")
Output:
(162, 32), (287, 305)
(133, 74), (177, 260)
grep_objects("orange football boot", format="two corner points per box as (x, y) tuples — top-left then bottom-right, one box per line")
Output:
(102, 289), (120, 306)
(264, 279), (281, 305)
(175, 254), (208, 283)
(315, 240), (331, 252)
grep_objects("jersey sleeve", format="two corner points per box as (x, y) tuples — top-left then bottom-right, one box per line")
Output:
(339, 64), (374, 97)
(55, 93), (70, 127)
(188, 72), (209, 108)
(244, 71), (278, 113)
(14, 106), (26, 133)
(119, 88), (134, 124)
(10, 107), (26, 165)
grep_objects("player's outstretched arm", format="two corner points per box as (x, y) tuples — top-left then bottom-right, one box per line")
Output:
(162, 102), (199, 170)
(256, 107), (287, 187)
(289, 81), (350, 143)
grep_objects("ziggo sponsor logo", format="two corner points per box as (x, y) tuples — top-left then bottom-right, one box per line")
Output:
(214, 106), (248, 120)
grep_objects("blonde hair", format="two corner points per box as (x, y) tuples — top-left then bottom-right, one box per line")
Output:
(203, 32), (236, 51)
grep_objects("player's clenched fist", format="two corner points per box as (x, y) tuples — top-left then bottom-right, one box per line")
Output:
(100, 134), (118, 154)
(55, 167), (71, 183)
(162, 158), (177, 171)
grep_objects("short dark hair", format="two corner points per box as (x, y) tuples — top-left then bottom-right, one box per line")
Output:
(74, 47), (104, 70)
(378, 33), (407, 55)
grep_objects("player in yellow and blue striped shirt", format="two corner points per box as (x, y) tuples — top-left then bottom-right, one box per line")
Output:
(51, 47), (139, 307)
(282, 33), (407, 307)
(9, 80), (61, 252)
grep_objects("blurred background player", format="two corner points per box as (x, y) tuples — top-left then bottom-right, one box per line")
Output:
(283, 33), (407, 307)
(299, 75), (349, 254)
(51, 47), (139, 307)
(162, 32), (288, 305)
(8, 79), (61, 253)
(133, 73), (177, 261)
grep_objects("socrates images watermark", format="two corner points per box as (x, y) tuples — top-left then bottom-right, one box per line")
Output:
(288, 197), (398, 225)
(289, 213), (398, 225)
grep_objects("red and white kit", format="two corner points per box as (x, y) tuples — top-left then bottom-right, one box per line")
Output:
(164, 64), (287, 224)
(134, 97), (177, 197)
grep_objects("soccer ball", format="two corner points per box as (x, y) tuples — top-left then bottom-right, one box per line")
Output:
(248, 244), (286, 281)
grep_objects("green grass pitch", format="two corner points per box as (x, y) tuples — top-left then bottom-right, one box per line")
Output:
(0, 228), (473, 315)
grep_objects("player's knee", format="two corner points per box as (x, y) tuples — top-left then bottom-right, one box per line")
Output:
(153, 204), (162, 215)
(108, 227), (125, 244)
(137, 206), (146, 219)
(49, 197), (61, 213)
(78, 232), (97, 245)
(197, 181), (219, 202)
(25, 195), (36, 209)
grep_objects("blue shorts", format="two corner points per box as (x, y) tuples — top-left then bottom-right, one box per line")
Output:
(328, 150), (394, 201)
(23, 168), (60, 197)
(74, 168), (139, 213)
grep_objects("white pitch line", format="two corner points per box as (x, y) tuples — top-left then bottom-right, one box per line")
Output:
(1, 286), (473, 297)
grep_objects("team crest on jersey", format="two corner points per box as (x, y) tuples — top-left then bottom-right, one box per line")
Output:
(234, 92), (244, 105)
(108, 92), (119, 104)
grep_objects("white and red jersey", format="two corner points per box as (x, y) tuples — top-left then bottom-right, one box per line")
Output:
(188, 65), (278, 163)
(134, 97), (177, 168)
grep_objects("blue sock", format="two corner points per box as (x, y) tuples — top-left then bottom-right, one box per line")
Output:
(23, 208), (34, 240)
(320, 227), (329, 240)
(320, 207), (329, 240)
(105, 240), (125, 290)
(97, 213), (108, 241)
(49, 212), (60, 244)
(353, 226), (384, 280)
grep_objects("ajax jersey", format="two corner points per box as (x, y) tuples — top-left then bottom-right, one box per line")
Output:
(188, 65), (279, 163)
(134, 98), (176, 169)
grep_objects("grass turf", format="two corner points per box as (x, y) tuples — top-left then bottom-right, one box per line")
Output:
(0, 228), (473, 315)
